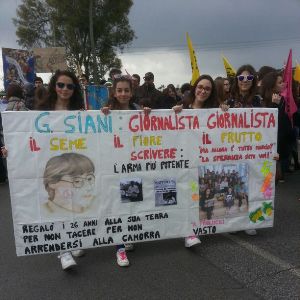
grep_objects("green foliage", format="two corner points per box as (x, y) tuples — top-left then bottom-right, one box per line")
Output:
(13, 0), (135, 80)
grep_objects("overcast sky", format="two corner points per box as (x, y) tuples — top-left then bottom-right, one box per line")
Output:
(1, 0), (300, 88)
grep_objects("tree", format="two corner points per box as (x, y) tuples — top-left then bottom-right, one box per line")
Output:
(13, 0), (135, 82)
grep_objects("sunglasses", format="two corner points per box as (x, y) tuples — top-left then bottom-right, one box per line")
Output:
(237, 75), (254, 82)
(56, 82), (75, 90)
(197, 85), (212, 92)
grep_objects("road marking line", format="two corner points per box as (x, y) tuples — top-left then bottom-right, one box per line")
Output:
(223, 233), (300, 278)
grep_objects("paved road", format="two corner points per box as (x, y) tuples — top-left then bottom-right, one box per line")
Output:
(0, 172), (299, 299)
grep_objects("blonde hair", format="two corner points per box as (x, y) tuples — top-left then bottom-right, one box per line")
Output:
(43, 153), (94, 201)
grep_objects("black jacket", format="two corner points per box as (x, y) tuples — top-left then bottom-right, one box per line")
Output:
(135, 83), (163, 109)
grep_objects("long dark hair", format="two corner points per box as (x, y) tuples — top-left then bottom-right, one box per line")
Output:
(6, 83), (23, 99)
(107, 77), (133, 110)
(261, 72), (282, 107)
(231, 64), (258, 107)
(214, 77), (226, 104)
(35, 70), (84, 110)
(186, 74), (218, 108)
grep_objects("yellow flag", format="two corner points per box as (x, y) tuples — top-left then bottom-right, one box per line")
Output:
(186, 33), (200, 85)
(222, 55), (236, 77)
(294, 63), (300, 82)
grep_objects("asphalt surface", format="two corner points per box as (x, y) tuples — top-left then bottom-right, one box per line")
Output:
(0, 172), (299, 300)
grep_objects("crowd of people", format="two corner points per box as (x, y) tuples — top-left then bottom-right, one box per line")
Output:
(0, 63), (300, 270)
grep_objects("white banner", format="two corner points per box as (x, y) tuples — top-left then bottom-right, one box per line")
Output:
(2, 109), (278, 256)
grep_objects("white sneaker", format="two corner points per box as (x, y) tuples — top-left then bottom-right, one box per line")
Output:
(59, 252), (77, 270)
(116, 249), (129, 267)
(124, 243), (134, 251)
(184, 236), (201, 248)
(72, 249), (85, 257)
(245, 229), (257, 236)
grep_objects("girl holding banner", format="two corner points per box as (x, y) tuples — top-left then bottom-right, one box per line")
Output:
(35, 70), (84, 111)
(102, 75), (151, 267)
(36, 70), (85, 270)
(228, 64), (262, 109)
(226, 65), (280, 235)
(174, 74), (220, 247)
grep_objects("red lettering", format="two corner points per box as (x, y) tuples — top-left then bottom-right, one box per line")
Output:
(131, 152), (137, 160)
(170, 148), (177, 158)
(207, 113), (215, 129)
(151, 116), (158, 130)
(129, 115), (139, 132)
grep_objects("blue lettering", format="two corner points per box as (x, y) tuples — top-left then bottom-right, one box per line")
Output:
(35, 112), (51, 133)
(64, 115), (76, 133)
(77, 112), (82, 133)
(96, 115), (107, 132)
(85, 115), (97, 134)
(108, 116), (112, 133)
(96, 115), (112, 133)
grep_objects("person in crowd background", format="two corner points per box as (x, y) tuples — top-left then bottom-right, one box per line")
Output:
(223, 77), (231, 102)
(34, 85), (48, 107)
(179, 83), (191, 107)
(34, 76), (44, 89)
(136, 71), (163, 108)
(162, 84), (181, 109)
(79, 74), (89, 87)
(108, 68), (122, 83)
(261, 71), (294, 181)
(257, 66), (276, 88)
(23, 82), (35, 110)
(5, 83), (28, 111)
(256, 65), (276, 97)
(106, 68), (122, 97)
(132, 74), (140, 90)
(214, 77), (227, 105)
(291, 79), (300, 170)
(131, 73), (140, 104)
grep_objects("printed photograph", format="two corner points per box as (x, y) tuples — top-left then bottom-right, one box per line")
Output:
(41, 153), (96, 217)
(198, 164), (249, 220)
(154, 179), (177, 207)
(120, 179), (143, 203)
(2, 48), (35, 90)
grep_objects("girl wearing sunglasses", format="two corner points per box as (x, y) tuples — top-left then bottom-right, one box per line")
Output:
(228, 66), (280, 236)
(229, 64), (262, 108)
(33, 70), (85, 269)
(226, 65), (261, 235)
(35, 70), (84, 110)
